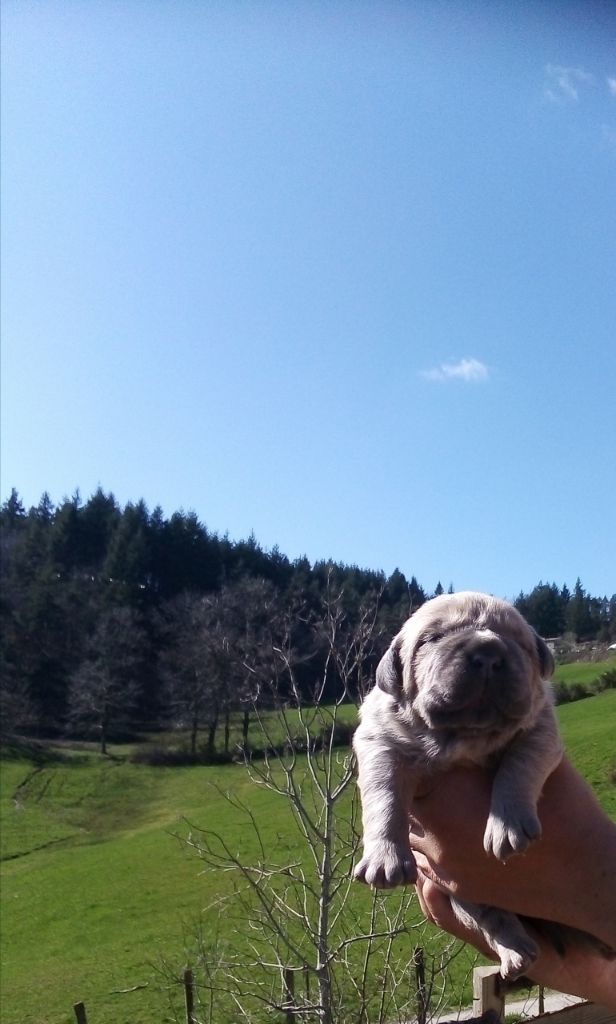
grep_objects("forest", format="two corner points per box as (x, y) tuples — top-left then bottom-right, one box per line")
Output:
(1, 487), (615, 747)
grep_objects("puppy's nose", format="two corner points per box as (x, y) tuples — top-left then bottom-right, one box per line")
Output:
(467, 640), (506, 678)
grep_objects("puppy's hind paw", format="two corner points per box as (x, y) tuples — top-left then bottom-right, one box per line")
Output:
(497, 933), (539, 982)
(484, 805), (541, 862)
(354, 842), (417, 889)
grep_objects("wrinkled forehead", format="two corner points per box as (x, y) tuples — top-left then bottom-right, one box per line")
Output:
(407, 592), (529, 640)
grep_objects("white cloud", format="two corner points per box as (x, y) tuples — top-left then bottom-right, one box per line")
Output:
(421, 358), (489, 383)
(544, 64), (594, 102)
(608, 77), (616, 97)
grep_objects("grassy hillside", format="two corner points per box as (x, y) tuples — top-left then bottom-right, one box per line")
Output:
(1, 692), (615, 1024)
(1, 756), (286, 1024)
(556, 688), (616, 816)
(553, 655), (616, 687)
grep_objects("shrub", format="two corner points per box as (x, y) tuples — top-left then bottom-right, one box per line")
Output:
(318, 721), (355, 748)
(594, 668), (616, 693)
(568, 682), (591, 703)
(551, 681), (571, 705)
(129, 744), (234, 766)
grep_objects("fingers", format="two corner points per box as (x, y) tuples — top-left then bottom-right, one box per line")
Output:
(415, 873), (452, 929)
(413, 849), (463, 902)
(415, 872), (494, 959)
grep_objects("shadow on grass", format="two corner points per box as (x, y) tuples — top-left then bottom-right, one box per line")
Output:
(0, 734), (89, 765)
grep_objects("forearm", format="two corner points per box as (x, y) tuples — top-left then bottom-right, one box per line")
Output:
(567, 813), (616, 947)
(526, 937), (616, 1008)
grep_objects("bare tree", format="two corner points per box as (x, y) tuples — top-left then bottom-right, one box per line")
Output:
(168, 577), (465, 1024)
(68, 606), (145, 753)
(160, 580), (282, 756)
(159, 593), (227, 755)
(220, 577), (282, 751)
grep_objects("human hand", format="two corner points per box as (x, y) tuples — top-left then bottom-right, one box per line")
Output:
(409, 758), (616, 1007)
(415, 871), (616, 1008)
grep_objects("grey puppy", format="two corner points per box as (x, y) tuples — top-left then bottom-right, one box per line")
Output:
(353, 590), (562, 980)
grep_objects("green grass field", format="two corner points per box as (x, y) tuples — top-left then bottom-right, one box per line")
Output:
(553, 655), (616, 687)
(555, 689), (616, 816)
(1, 755), (286, 1024)
(1, 692), (615, 1024)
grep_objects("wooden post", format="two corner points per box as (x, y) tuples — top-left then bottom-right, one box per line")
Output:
(538, 984), (545, 1014)
(413, 946), (427, 1024)
(283, 966), (295, 1024)
(472, 966), (504, 1021)
(184, 967), (195, 1024)
(73, 1003), (88, 1024)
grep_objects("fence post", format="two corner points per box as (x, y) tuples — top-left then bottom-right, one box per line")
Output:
(73, 1003), (88, 1024)
(184, 966), (195, 1024)
(413, 946), (427, 1024)
(472, 966), (504, 1021)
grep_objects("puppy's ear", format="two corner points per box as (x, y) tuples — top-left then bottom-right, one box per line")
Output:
(376, 643), (403, 696)
(534, 631), (555, 679)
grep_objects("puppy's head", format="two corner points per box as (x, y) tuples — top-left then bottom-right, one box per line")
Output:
(376, 591), (553, 735)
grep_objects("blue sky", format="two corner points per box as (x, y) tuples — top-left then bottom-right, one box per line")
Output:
(2, 1), (615, 600)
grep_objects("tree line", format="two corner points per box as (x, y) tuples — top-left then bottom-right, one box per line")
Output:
(1, 488), (614, 748)
(514, 579), (615, 642)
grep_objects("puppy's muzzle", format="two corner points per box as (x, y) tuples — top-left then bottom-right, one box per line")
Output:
(422, 633), (528, 727)
(465, 635), (507, 686)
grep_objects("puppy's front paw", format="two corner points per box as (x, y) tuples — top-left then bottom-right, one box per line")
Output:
(484, 804), (541, 862)
(354, 841), (417, 888)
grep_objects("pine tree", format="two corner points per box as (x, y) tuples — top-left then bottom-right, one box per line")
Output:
(566, 579), (595, 641)
(0, 488), (26, 529)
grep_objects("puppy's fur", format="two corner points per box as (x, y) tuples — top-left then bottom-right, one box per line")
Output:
(353, 591), (563, 980)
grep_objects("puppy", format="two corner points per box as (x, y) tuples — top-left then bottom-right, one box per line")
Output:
(353, 591), (562, 980)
